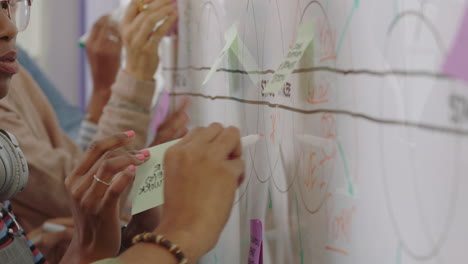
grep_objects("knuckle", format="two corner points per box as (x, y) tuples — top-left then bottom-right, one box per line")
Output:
(226, 126), (240, 138)
(87, 141), (103, 153)
(210, 122), (223, 131)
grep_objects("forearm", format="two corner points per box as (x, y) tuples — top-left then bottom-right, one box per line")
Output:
(86, 87), (112, 124)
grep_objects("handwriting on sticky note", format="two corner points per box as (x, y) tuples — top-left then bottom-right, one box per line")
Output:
(264, 20), (314, 93)
(442, 4), (468, 83)
(131, 139), (181, 215)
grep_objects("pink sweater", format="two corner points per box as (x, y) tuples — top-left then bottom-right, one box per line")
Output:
(0, 66), (155, 231)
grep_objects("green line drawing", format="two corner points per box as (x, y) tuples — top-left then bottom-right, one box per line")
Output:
(336, 0), (360, 56)
(393, 0), (399, 18)
(396, 243), (402, 264)
(215, 254), (219, 264)
(338, 141), (354, 196)
(295, 193), (304, 264)
(268, 187), (273, 209)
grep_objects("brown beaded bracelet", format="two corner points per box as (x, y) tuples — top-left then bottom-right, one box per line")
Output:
(132, 233), (189, 264)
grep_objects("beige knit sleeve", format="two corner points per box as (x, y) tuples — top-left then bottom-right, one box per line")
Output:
(95, 70), (156, 150)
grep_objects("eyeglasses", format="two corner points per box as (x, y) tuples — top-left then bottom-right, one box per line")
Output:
(0, 0), (32, 32)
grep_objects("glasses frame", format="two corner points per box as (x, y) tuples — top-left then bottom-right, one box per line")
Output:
(0, 0), (32, 32)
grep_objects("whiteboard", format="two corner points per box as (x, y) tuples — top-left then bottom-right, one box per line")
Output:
(168, 0), (468, 263)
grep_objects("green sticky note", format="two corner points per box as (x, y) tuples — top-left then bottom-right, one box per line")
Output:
(231, 34), (261, 84)
(131, 139), (181, 215)
(264, 20), (314, 93)
(202, 23), (239, 85)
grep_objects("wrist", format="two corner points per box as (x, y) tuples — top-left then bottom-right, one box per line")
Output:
(153, 222), (210, 262)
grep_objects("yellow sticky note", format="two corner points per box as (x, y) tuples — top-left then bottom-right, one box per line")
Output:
(202, 23), (239, 85)
(264, 20), (314, 93)
(131, 139), (181, 215)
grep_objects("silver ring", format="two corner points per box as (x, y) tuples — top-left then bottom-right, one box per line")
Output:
(93, 174), (111, 186)
(139, 3), (149, 12)
(107, 34), (120, 43)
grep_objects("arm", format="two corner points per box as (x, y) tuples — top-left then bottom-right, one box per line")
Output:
(0, 71), (83, 230)
(94, 0), (178, 150)
(93, 124), (244, 264)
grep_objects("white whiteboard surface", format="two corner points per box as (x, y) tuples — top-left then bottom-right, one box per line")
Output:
(169, 0), (468, 263)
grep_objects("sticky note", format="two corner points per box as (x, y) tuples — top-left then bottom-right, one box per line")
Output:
(131, 139), (181, 215)
(442, 4), (468, 83)
(230, 31), (261, 84)
(203, 23), (260, 85)
(202, 23), (239, 85)
(152, 89), (171, 133)
(264, 20), (314, 93)
(248, 220), (263, 264)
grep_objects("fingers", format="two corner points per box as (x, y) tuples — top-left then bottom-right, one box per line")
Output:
(129, 4), (176, 48)
(154, 109), (189, 145)
(89, 15), (110, 43)
(139, 0), (173, 12)
(73, 131), (136, 177)
(224, 159), (246, 183)
(211, 126), (242, 159)
(82, 151), (149, 203)
(101, 168), (137, 210)
(121, 0), (141, 26)
(144, 10), (178, 49)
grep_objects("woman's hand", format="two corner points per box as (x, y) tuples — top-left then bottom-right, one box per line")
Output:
(61, 132), (150, 264)
(85, 15), (123, 123)
(120, 0), (178, 81)
(28, 218), (74, 264)
(118, 124), (245, 263)
(151, 97), (190, 146)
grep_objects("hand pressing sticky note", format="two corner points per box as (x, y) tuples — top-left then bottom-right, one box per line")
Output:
(264, 20), (314, 93)
(131, 139), (181, 215)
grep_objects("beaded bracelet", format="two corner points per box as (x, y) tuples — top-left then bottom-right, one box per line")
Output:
(132, 233), (189, 264)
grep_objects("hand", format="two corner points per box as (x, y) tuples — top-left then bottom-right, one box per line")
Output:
(120, 0), (178, 81)
(151, 97), (190, 146)
(28, 218), (74, 264)
(156, 123), (245, 261)
(86, 15), (122, 93)
(61, 132), (150, 264)
(86, 15), (123, 123)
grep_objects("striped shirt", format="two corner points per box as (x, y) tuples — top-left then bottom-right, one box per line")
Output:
(0, 201), (48, 264)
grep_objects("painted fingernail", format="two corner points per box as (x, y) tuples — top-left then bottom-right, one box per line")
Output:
(124, 130), (135, 138)
(141, 149), (151, 157)
(129, 165), (136, 171)
(136, 154), (146, 161)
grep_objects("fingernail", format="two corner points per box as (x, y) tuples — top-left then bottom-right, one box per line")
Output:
(129, 165), (136, 171)
(136, 154), (146, 161)
(124, 130), (136, 138)
(141, 149), (151, 157)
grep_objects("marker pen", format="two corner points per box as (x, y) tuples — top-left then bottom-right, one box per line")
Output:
(241, 134), (263, 149)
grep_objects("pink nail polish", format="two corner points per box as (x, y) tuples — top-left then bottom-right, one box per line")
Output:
(124, 130), (135, 138)
(129, 165), (136, 171)
(136, 154), (146, 161)
(141, 149), (151, 157)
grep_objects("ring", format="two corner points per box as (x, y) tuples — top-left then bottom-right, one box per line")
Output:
(138, 3), (149, 12)
(107, 34), (120, 43)
(93, 174), (111, 186)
